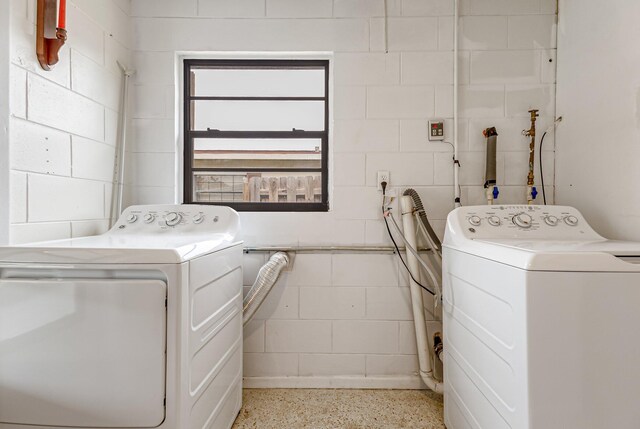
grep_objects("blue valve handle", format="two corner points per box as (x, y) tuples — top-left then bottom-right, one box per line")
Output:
(493, 187), (500, 200)
(531, 186), (538, 200)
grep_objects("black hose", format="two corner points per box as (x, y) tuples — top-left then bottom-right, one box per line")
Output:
(382, 189), (435, 296)
(540, 131), (548, 205)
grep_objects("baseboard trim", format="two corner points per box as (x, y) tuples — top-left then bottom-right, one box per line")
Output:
(243, 375), (426, 389)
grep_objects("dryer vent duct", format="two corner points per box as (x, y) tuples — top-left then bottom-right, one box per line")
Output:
(243, 252), (289, 326)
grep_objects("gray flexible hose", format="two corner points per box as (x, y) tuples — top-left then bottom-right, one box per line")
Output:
(243, 252), (289, 326)
(402, 189), (442, 256)
(484, 127), (498, 189)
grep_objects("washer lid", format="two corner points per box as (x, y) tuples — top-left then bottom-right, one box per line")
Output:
(451, 238), (640, 272)
(476, 238), (640, 255)
(0, 204), (242, 264)
(443, 205), (640, 272)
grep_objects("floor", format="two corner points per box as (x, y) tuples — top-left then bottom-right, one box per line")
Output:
(232, 389), (445, 429)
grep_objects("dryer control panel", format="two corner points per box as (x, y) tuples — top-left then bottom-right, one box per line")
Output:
(445, 205), (603, 241)
(110, 204), (240, 236)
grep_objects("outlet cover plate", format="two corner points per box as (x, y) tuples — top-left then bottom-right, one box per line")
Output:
(377, 170), (390, 191)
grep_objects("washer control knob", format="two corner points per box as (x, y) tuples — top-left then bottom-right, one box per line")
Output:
(193, 213), (205, 224)
(488, 216), (501, 227)
(126, 214), (138, 223)
(513, 213), (533, 229)
(143, 213), (156, 224)
(165, 212), (182, 226)
(544, 215), (559, 226)
(468, 216), (482, 226)
(564, 215), (579, 227)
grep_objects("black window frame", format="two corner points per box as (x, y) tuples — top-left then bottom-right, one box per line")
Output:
(183, 58), (330, 212)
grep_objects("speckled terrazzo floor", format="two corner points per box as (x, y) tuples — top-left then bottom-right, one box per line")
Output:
(231, 389), (445, 429)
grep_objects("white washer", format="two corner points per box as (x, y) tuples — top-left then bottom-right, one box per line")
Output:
(443, 205), (640, 429)
(0, 204), (243, 429)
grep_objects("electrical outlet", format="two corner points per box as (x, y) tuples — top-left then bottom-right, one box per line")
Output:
(377, 170), (390, 191)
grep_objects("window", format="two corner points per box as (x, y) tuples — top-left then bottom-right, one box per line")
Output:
(183, 59), (329, 211)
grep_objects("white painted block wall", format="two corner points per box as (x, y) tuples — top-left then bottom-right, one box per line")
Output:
(0, 0), (9, 245)
(8, 0), (131, 244)
(130, 0), (557, 387)
(556, 0), (640, 240)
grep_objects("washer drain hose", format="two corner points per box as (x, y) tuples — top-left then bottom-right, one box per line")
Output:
(403, 189), (442, 256)
(243, 252), (289, 326)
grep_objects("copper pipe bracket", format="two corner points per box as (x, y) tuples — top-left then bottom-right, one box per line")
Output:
(36, 0), (67, 71)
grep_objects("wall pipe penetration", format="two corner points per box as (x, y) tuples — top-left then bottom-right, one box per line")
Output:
(243, 252), (290, 326)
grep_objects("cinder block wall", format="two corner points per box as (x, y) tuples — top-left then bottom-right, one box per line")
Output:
(129, 0), (558, 387)
(8, 0), (131, 243)
(0, 0), (9, 244)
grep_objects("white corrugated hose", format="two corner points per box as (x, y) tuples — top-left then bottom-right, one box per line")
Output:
(243, 252), (289, 326)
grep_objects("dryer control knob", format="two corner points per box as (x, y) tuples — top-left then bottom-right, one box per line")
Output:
(143, 213), (156, 224)
(544, 215), (559, 226)
(127, 214), (138, 223)
(513, 213), (533, 229)
(165, 212), (182, 226)
(564, 215), (579, 226)
(193, 213), (205, 224)
(468, 216), (482, 226)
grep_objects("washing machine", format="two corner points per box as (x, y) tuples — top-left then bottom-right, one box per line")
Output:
(0, 204), (243, 429)
(442, 205), (640, 429)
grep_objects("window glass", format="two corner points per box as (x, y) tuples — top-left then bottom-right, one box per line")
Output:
(192, 100), (325, 132)
(191, 68), (325, 98)
(183, 60), (329, 211)
(193, 172), (323, 204)
(193, 138), (322, 170)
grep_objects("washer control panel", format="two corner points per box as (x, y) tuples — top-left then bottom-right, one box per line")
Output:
(111, 204), (237, 235)
(450, 205), (601, 240)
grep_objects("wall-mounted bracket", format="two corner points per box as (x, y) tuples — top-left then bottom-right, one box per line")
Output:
(36, 0), (67, 71)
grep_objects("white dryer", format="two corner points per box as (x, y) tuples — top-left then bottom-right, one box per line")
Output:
(0, 205), (243, 429)
(443, 205), (640, 429)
